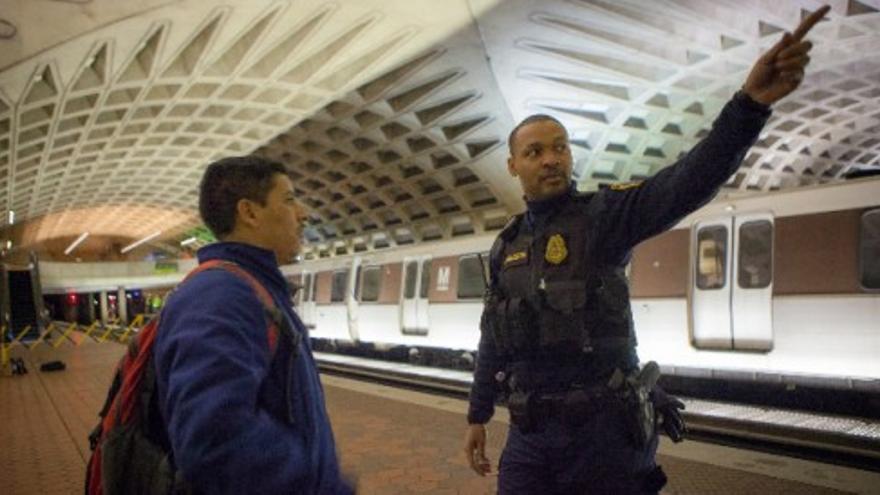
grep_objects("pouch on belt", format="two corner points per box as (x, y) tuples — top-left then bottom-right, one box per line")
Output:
(507, 391), (536, 433)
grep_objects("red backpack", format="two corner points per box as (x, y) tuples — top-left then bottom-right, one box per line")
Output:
(85, 260), (299, 495)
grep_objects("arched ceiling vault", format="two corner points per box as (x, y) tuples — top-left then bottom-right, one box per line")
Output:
(0, 0), (878, 260)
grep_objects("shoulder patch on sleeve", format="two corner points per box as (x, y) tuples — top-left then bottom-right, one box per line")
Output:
(609, 180), (644, 191)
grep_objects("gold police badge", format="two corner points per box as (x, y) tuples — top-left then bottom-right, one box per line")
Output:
(545, 234), (568, 264)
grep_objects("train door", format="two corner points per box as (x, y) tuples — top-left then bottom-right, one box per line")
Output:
(300, 271), (317, 329)
(691, 213), (774, 351)
(731, 215), (774, 350)
(347, 258), (361, 342)
(400, 256), (431, 335)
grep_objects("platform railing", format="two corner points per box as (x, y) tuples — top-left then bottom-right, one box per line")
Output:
(1, 315), (148, 373)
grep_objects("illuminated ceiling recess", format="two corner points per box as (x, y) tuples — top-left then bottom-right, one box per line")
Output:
(0, 0), (878, 259)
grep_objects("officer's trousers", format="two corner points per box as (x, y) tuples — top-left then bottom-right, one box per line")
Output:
(498, 405), (663, 495)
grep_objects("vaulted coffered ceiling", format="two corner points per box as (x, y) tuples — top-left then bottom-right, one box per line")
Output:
(1, 0), (878, 260)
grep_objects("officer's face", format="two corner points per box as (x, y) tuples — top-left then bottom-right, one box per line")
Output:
(508, 120), (573, 201)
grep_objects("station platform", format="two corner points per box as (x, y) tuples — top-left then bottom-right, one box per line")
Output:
(2, 340), (878, 494)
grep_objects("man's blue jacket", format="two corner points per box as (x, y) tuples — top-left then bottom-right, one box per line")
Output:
(154, 242), (352, 494)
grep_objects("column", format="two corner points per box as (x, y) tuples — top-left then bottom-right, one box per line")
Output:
(117, 287), (128, 325)
(99, 291), (109, 325)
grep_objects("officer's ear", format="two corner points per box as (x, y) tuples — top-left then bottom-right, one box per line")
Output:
(507, 155), (518, 178)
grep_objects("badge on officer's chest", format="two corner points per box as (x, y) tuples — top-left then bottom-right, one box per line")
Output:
(545, 234), (568, 265)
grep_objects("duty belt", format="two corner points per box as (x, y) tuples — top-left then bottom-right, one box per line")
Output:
(507, 384), (613, 432)
(506, 361), (662, 445)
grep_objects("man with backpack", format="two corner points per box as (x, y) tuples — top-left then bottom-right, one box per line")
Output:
(87, 156), (354, 494)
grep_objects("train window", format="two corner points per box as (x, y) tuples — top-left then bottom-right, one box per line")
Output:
(419, 260), (431, 298)
(696, 226), (727, 290)
(458, 255), (487, 299)
(330, 270), (348, 302)
(860, 209), (880, 290)
(360, 266), (381, 302)
(738, 220), (773, 289)
(404, 261), (417, 299)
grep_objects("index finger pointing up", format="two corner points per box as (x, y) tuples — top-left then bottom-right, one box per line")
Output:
(792, 5), (831, 41)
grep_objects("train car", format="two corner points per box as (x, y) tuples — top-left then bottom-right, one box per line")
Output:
(287, 177), (880, 390)
(286, 233), (493, 363)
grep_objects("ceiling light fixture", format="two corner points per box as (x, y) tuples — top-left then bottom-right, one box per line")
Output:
(121, 231), (162, 254)
(64, 232), (90, 255)
(7, 210), (14, 224)
(180, 237), (197, 246)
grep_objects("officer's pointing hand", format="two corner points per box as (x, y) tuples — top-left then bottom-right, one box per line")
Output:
(464, 424), (492, 476)
(742, 5), (830, 106)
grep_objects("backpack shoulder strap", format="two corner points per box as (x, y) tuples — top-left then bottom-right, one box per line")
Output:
(187, 260), (299, 356)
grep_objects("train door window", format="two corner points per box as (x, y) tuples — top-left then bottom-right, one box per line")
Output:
(458, 254), (486, 299)
(360, 266), (381, 302)
(737, 220), (773, 289)
(696, 226), (727, 290)
(404, 261), (417, 299)
(419, 260), (431, 299)
(860, 209), (880, 290)
(330, 269), (349, 302)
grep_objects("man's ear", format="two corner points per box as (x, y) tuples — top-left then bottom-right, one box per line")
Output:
(507, 156), (517, 177)
(235, 198), (260, 230)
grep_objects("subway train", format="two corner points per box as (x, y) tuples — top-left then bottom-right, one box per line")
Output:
(286, 177), (880, 395)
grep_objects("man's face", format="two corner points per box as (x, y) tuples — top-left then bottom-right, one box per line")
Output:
(508, 120), (573, 201)
(253, 174), (307, 264)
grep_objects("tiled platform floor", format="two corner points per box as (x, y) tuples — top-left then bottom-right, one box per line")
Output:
(1, 339), (877, 494)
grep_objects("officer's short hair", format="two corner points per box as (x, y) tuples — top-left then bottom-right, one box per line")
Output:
(508, 114), (568, 155)
(199, 156), (288, 238)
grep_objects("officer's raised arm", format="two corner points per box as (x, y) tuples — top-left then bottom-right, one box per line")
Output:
(597, 6), (829, 257)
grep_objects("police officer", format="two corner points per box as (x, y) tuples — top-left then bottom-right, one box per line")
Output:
(464, 7), (829, 494)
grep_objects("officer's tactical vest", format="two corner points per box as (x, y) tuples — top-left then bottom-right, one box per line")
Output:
(485, 192), (636, 368)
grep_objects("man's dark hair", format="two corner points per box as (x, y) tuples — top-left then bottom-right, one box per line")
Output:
(199, 156), (288, 238)
(507, 114), (568, 155)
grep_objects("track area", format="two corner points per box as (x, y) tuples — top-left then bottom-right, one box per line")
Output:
(1, 339), (878, 494)
(323, 374), (879, 495)
(315, 352), (880, 473)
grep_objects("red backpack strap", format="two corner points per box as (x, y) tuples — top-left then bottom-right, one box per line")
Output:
(189, 260), (300, 425)
(186, 260), (286, 353)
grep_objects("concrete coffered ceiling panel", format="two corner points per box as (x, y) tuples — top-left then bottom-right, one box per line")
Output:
(476, 0), (880, 191)
(0, 0), (878, 260)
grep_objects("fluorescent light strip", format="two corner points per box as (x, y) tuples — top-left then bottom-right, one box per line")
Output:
(64, 232), (90, 255)
(180, 237), (197, 246)
(121, 231), (162, 254)
(7, 210), (14, 224)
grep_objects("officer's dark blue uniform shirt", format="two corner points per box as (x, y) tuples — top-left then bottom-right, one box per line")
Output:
(468, 92), (771, 424)
(154, 242), (352, 494)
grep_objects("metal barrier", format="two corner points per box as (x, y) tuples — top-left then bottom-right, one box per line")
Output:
(1, 315), (147, 373)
